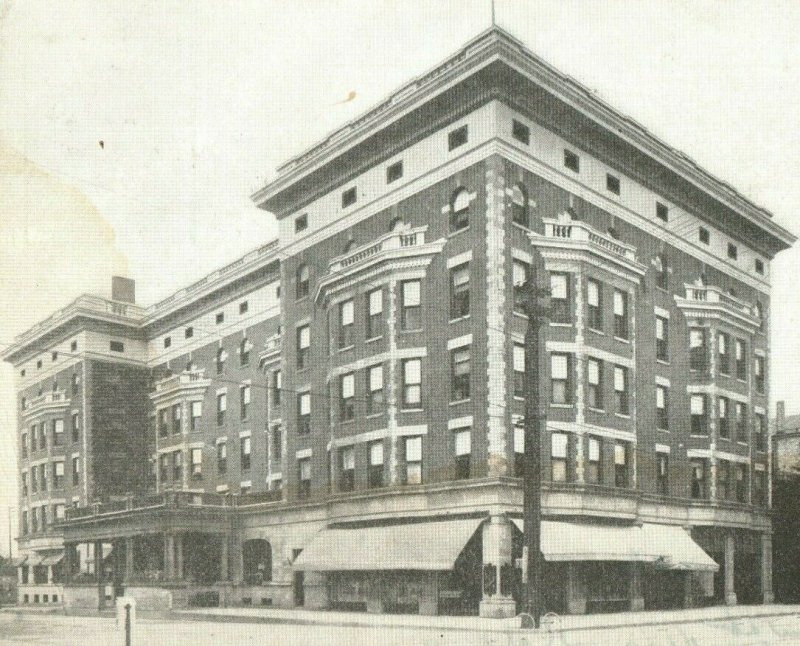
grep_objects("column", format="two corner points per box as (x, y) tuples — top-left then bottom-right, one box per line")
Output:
(478, 515), (516, 618)
(231, 537), (243, 585)
(683, 572), (694, 609)
(220, 536), (229, 581)
(761, 533), (774, 604)
(175, 534), (184, 580)
(63, 543), (75, 584)
(164, 533), (175, 580)
(125, 537), (134, 582)
(629, 563), (644, 611)
(724, 534), (737, 605)
(566, 563), (587, 614)
(95, 540), (105, 609)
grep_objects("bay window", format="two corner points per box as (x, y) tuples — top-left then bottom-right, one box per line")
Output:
(339, 299), (354, 348)
(689, 329), (707, 371)
(550, 273), (570, 324)
(587, 279), (602, 331)
(366, 288), (383, 339)
(613, 289), (628, 339)
(400, 280), (422, 330)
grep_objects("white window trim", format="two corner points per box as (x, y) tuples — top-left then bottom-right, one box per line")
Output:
(447, 250), (473, 268)
(296, 448), (312, 459)
(447, 334), (472, 350)
(448, 415), (473, 430)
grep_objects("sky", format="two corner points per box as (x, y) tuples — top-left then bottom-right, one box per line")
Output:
(0, 0), (799, 556)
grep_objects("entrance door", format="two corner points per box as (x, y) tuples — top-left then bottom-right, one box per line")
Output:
(294, 572), (305, 606)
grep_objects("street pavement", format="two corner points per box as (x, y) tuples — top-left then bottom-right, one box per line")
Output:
(1, 605), (800, 645)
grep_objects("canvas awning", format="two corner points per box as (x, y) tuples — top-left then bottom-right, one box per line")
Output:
(294, 517), (483, 571)
(511, 520), (718, 571)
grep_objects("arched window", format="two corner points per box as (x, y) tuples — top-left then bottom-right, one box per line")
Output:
(296, 264), (310, 299)
(216, 347), (227, 375)
(185, 361), (196, 373)
(755, 300), (765, 331)
(450, 188), (470, 232)
(511, 184), (528, 227)
(389, 217), (404, 232)
(242, 539), (272, 584)
(654, 254), (668, 290)
(52, 380), (58, 392)
(344, 239), (358, 253)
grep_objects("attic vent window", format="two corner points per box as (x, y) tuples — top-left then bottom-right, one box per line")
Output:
(164, 337), (171, 349)
(294, 214), (308, 233)
(51, 352), (58, 362)
(109, 341), (124, 353)
(341, 187), (357, 208)
(71, 341), (78, 352)
(512, 119), (530, 145)
(239, 301), (249, 315)
(727, 243), (738, 260)
(656, 202), (669, 222)
(185, 327), (194, 339)
(564, 150), (580, 173)
(606, 174), (620, 195)
(448, 125), (468, 151)
(216, 312), (225, 324)
(386, 161), (403, 184)
(755, 259), (764, 275)
(699, 227), (710, 245)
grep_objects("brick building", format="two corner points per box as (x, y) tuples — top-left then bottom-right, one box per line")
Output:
(3, 27), (794, 616)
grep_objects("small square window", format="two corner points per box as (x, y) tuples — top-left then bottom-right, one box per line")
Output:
(656, 202), (669, 222)
(755, 259), (764, 275)
(185, 327), (194, 338)
(216, 312), (224, 324)
(606, 174), (620, 195)
(163, 337), (171, 349)
(109, 341), (124, 353)
(341, 187), (357, 208)
(36, 360), (42, 369)
(448, 125), (468, 151)
(564, 150), (580, 173)
(51, 352), (58, 362)
(70, 341), (77, 352)
(239, 301), (249, 315)
(20, 369), (25, 377)
(727, 243), (738, 260)
(294, 213), (308, 233)
(699, 227), (710, 245)
(386, 161), (403, 184)
(512, 119), (530, 145)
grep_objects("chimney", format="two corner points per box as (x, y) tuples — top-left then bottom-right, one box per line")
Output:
(776, 400), (786, 433)
(112, 276), (136, 304)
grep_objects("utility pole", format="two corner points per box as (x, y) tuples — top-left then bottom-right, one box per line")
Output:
(7, 507), (12, 560)
(521, 253), (549, 629)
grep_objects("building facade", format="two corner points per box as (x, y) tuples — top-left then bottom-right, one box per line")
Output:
(3, 27), (794, 617)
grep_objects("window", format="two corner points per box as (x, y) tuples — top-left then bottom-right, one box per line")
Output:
(513, 344), (525, 398)
(21, 512), (28, 536)
(450, 188), (470, 232)
(54, 504), (65, 521)
(240, 385), (251, 420)
(656, 452), (669, 495)
(21, 472), (28, 497)
(655, 255), (668, 290)
(653, 317), (668, 362)
(449, 263), (470, 319)
(21, 396), (26, 411)
(71, 340), (78, 351)
(339, 300), (354, 348)
(40, 463), (47, 492)
(109, 341), (124, 353)
(71, 372), (79, 395)
(216, 347), (227, 374)
(735, 402), (747, 443)
(386, 160), (403, 183)
(613, 290), (628, 339)
(217, 393), (227, 426)
(512, 119), (530, 145)
(366, 289), (383, 339)
(163, 337), (171, 349)
(336, 446), (355, 492)
(32, 467), (38, 493)
(340, 373), (355, 421)
(755, 258), (764, 275)
(699, 227), (710, 245)
(402, 358), (422, 408)
(587, 359), (603, 409)
(551, 433), (568, 482)
(191, 401), (202, 431)
(72, 456), (80, 486)
(271, 370), (282, 407)
(158, 409), (169, 437)
(511, 184), (529, 227)
(564, 149), (580, 172)
(606, 174), (620, 195)
(450, 347), (471, 401)
(217, 442), (227, 474)
(690, 394), (708, 434)
(550, 354), (571, 404)
(513, 260), (529, 314)
(367, 364), (384, 415)
(190, 448), (202, 478)
(755, 301), (765, 332)
(294, 213), (308, 233)
(656, 385), (669, 430)
(718, 397), (729, 439)
(297, 392), (311, 435)
(271, 426), (282, 461)
(689, 459), (707, 499)
(53, 419), (64, 446)
(39, 424), (47, 451)
(756, 413), (766, 452)
(173, 451), (183, 481)
(550, 273), (570, 324)
(587, 436), (602, 484)
(240, 436), (251, 471)
(296, 264), (310, 299)
(240, 338), (250, 366)
(185, 326), (193, 339)
(735, 339), (747, 380)
(448, 124), (468, 151)
(587, 279), (602, 330)
(513, 425), (525, 477)
(36, 359), (42, 369)
(404, 436), (423, 485)
(717, 332), (730, 375)
(169, 403), (180, 434)
(296, 325), (310, 369)
(614, 443), (629, 487)
(734, 464), (747, 502)
(689, 329), (707, 371)
(614, 366), (629, 415)
(368, 441), (384, 488)
(21, 432), (27, 459)
(216, 312), (225, 324)
(656, 202), (669, 222)
(717, 460), (730, 500)
(298, 458), (311, 499)
(454, 429), (471, 480)
(727, 243), (738, 260)
(754, 470), (767, 505)
(400, 280), (422, 330)
(341, 186), (357, 208)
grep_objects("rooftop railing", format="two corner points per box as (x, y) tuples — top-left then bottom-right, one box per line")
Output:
(24, 391), (70, 414)
(541, 218), (638, 261)
(683, 284), (754, 316)
(328, 226), (427, 274)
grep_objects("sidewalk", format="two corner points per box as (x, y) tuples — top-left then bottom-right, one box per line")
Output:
(172, 603), (800, 634)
